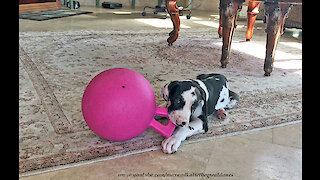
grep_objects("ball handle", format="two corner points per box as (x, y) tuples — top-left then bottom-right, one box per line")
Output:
(149, 106), (176, 138)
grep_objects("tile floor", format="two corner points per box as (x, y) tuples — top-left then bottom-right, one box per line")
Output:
(20, 124), (302, 180)
(19, 6), (302, 180)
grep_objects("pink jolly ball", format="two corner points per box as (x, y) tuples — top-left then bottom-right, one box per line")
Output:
(82, 68), (156, 141)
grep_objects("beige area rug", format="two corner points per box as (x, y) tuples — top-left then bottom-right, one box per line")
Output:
(19, 29), (302, 176)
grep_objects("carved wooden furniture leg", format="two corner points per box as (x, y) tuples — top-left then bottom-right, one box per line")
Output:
(166, 0), (181, 46)
(219, 0), (243, 68)
(218, 6), (223, 38)
(246, 0), (261, 41)
(264, 2), (293, 76)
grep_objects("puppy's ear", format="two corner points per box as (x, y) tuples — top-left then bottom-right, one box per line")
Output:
(195, 87), (208, 117)
(194, 87), (209, 132)
(194, 87), (203, 102)
(161, 81), (180, 101)
(161, 83), (169, 101)
(191, 87), (201, 113)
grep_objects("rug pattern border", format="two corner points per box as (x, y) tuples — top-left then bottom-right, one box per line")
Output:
(19, 46), (73, 134)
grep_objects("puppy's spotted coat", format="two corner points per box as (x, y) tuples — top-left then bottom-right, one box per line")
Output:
(161, 73), (239, 154)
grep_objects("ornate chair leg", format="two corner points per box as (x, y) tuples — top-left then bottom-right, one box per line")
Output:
(220, 0), (243, 68)
(218, 6), (223, 38)
(246, 0), (261, 41)
(166, 0), (181, 46)
(264, 3), (293, 76)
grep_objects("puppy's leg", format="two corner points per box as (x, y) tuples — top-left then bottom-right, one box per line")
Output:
(162, 118), (205, 154)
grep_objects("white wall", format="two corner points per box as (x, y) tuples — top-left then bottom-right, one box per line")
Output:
(191, 0), (219, 12)
(76, 0), (96, 6)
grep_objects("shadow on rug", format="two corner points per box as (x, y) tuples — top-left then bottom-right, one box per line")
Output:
(19, 30), (302, 176)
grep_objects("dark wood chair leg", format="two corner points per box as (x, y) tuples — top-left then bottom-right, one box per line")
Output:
(264, 3), (293, 76)
(218, 5), (223, 38)
(166, 0), (181, 46)
(219, 0), (243, 68)
(246, 0), (261, 41)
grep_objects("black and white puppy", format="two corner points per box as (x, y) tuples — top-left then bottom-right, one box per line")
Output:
(161, 73), (239, 154)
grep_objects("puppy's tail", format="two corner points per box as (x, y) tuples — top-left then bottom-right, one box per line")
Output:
(225, 90), (239, 109)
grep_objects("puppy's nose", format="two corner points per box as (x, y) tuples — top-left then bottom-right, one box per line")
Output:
(177, 121), (186, 127)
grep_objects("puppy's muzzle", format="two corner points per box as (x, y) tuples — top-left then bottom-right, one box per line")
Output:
(176, 120), (187, 127)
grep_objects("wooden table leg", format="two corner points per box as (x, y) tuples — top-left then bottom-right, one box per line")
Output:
(166, 0), (181, 46)
(246, 0), (261, 41)
(264, 3), (293, 76)
(219, 0), (243, 68)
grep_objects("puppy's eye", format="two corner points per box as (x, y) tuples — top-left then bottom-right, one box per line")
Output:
(175, 99), (181, 104)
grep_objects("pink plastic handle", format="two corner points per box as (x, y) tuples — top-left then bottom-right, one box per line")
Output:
(149, 106), (176, 138)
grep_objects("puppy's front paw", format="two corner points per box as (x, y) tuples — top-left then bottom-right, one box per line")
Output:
(161, 136), (182, 154)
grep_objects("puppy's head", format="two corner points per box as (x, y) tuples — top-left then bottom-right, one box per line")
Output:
(161, 81), (203, 127)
